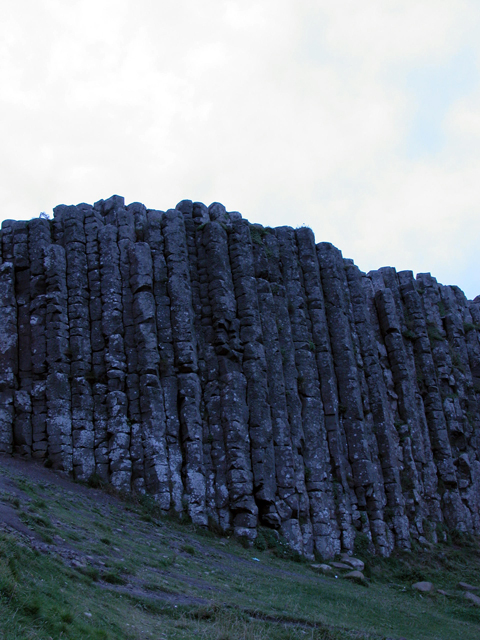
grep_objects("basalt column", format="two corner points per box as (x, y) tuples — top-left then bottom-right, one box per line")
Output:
(180, 202), (219, 523)
(146, 208), (184, 514)
(98, 219), (131, 491)
(162, 210), (206, 525)
(63, 206), (95, 481)
(345, 262), (410, 550)
(397, 271), (467, 531)
(44, 240), (73, 472)
(371, 271), (438, 541)
(261, 229), (313, 553)
(417, 274), (480, 533)
(202, 218), (256, 539)
(193, 208), (231, 532)
(228, 220), (277, 532)
(254, 243), (299, 543)
(276, 228), (340, 558)
(0, 259), (16, 455)
(12, 222), (32, 457)
(296, 228), (356, 553)
(85, 204), (109, 481)
(317, 243), (389, 554)
(28, 218), (51, 461)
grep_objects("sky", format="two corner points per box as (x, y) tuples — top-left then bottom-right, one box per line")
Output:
(1, 0), (479, 298)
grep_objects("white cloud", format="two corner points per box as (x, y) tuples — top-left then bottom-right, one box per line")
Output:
(316, 0), (471, 63)
(1, 0), (479, 297)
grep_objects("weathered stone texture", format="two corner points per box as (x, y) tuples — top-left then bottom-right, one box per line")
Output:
(0, 260), (17, 454)
(1, 196), (480, 556)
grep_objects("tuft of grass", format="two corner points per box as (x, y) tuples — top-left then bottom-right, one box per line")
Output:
(16, 477), (37, 495)
(39, 531), (54, 543)
(21, 597), (42, 616)
(137, 493), (163, 522)
(249, 225), (267, 245)
(67, 530), (82, 541)
(7, 496), (20, 508)
(254, 527), (304, 563)
(354, 532), (371, 555)
(450, 348), (466, 373)
(61, 610), (74, 624)
(438, 300), (447, 317)
(102, 570), (126, 585)
(153, 554), (176, 569)
(87, 473), (105, 489)
(427, 323), (444, 342)
(0, 532), (119, 639)
(32, 497), (47, 509)
(181, 543), (196, 555)
(79, 566), (100, 581)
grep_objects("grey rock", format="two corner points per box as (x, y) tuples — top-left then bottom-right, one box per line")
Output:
(344, 570), (366, 582)
(465, 591), (480, 606)
(458, 582), (479, 591)
(340, 554), (365, 571)
(311, 563), (333, 574)
(330, 561), (352, 570)
(412, 581), (434, 592)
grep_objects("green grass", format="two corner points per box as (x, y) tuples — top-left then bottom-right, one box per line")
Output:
(0, 533), (122, 639)
(180, 543), (196, 555)
(427, 323), (444, 342)
(1, 460), (480, 639)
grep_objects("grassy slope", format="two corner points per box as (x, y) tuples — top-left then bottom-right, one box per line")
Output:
(0, 457), (480, 640)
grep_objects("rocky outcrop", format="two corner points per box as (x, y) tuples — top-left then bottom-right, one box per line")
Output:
(1, 196), (480, 559)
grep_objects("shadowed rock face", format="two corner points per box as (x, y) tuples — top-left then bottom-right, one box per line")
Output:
(1, 195), (480, 559)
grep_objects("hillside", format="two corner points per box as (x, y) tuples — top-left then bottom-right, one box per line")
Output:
(1, 455), (480, 639)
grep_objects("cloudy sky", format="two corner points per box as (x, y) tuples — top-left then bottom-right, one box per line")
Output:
(1, 0), (479, 298)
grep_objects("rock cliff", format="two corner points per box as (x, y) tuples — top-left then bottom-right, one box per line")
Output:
(1, 195), (479, 558)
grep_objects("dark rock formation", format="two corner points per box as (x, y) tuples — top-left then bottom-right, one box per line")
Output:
(1, 196), (480, 558)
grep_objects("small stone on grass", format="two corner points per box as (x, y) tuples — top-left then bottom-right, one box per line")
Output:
(340, 554), (365, 571)
(465, 592), (480, 606)
(412, 581), (434, 593)
(331, 562), (352, 570)
(311, 563), (333, 574)
(344, 570), (366, 584)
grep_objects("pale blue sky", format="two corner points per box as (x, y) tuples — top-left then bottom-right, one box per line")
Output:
(405, 48), (478, 157)
(1, 0), (479, 298)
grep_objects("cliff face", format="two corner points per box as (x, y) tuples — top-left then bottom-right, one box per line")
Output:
(1, 195), (480, 558)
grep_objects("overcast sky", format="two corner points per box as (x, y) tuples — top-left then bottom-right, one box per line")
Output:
(1, 0), (479, 298)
